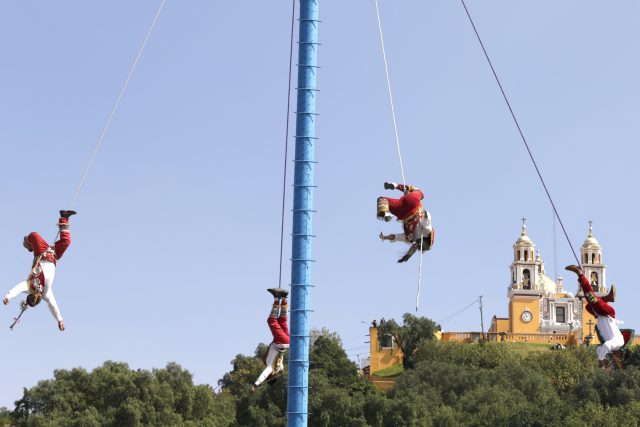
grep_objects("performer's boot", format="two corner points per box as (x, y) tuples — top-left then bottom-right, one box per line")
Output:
(267, 288), (289, 299)
(377, 198), (392, 222)
(59, 210), (77, 219)
(564, 265), (583, 276)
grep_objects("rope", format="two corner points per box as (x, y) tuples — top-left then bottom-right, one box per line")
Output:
(416, 233), (424, 312)
(67, 0), (167, 210)
(278, 0), (297, 288)
(373, 0), (406, 187)
(459, 0), (580, 266)
(438, 298), (479, 325)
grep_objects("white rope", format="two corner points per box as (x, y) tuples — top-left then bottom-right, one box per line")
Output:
(373, 0), (406, 187)
(416, 233), (424, 311)
(68, 0), (167, 209)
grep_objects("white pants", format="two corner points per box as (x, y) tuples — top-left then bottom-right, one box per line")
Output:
(596, 315), (624, 360)
(4, 260), (62, 323)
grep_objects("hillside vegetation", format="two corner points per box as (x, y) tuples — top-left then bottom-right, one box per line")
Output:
(4, 316), (640, 426)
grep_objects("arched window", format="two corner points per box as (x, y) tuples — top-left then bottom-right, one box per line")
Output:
(584, 253), (588, 264)
(592, 253), (596, 264)
(523, 269), (531, 290)
(598, 254), (602, 263)
(524, 250), (528, 261)
(517, 250), (521, 261)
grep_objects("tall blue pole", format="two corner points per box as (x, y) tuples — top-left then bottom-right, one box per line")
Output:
(287, 0), (319, 426)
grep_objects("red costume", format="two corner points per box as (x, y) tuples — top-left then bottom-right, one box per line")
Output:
(254, 297), (289, 387)
(26, 218), (71, 292)
(378, 183), (435, 261)
(575, 271), (623, 361)
(4, 216), (72, 327)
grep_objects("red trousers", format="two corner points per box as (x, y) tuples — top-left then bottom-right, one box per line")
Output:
(268, 314), (289, 345)
(382, 190), (424, 221)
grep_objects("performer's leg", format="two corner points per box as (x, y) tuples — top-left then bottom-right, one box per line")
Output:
(277, 298), (290, 343)
(4, 281), (29, 303)
(378, 196), (404, 220)
(267, 299), (282, 341)
(398, 191), (424, 218)
(54, 217), (72, 259)
(40, 262), (63, 323)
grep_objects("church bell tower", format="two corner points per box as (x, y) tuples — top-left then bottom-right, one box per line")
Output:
(581, 221), (607, 294)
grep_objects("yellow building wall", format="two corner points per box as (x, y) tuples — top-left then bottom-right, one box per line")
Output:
(489, 317), (509, 334)
(580, 299), (599, 338)
(369, 327), (403, 374)
(509, 296), (540, 333)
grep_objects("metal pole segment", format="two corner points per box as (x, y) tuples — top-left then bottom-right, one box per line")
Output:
(287, 1), (319, 426)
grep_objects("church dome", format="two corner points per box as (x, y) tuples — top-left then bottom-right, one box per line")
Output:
(582, 223), (601, 249)
(539, 273), (557, 294)
(515, 220), (533, 247)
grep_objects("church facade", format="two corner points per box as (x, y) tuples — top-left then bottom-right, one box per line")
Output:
(488, 220), (610, 343)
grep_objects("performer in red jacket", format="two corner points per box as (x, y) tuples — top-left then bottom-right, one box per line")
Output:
(378, 182), (435, 262)
(565, 265), (623, 367)
(253, 288), (290, 390)
(3, 210), (76, 331)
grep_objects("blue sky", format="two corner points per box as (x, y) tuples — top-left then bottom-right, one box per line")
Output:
(0, 1), (638, 408)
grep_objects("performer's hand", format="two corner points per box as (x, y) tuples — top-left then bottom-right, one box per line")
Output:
(251, 385), (257, 393)
(2, 297), (8, 305)
(58, 321), (65, 331)
(384, 182), (396, 190)
(379, 232), (385, 241)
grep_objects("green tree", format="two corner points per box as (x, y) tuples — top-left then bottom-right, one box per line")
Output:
(10, 361), (232, 427)
(378, 313), (438, 369)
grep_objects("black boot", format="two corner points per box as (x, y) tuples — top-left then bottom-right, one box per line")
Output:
(59, 210), (77, 219)
(267, 288), (289, 299)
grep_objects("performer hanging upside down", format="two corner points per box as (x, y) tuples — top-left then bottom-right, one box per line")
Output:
(377, 182), (435, 263)
(565, 264), (623, 369)
(3, 210), (76, 331)
(252, 287), (290, 391)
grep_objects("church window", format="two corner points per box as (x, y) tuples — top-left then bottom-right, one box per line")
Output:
(517, 250), (521, 261)
(523, 269), (531, 290)
(556, 306), (566, 323)
(598, 254), (601, 263)
(590, 272), (599, 288)
(592, 253), (596, 264)
(524, 250), (528, 261)
(584, 253), (588, 264)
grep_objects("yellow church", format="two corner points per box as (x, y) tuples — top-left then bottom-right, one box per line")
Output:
(365, 219), (637, 380)
(487, 219), (623, 345)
